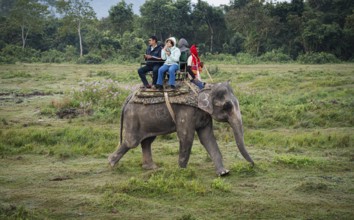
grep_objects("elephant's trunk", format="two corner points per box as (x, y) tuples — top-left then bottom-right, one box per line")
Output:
(229, 109), (254, 166)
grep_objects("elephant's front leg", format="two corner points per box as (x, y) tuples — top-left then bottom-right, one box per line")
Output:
(197, 124), (229, 176)
(176, 125), (195, 168)
(141, 136), (158, 170)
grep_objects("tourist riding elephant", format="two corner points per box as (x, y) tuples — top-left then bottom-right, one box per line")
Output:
(108, 82), (254, 176)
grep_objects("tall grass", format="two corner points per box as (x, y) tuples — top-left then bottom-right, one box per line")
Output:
(0, 64), (353, 219)
(233, 69), (354, 129)
(0, 126), (118, 157)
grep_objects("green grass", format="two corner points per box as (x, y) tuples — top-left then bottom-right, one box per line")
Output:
(0, 63), (353, 219)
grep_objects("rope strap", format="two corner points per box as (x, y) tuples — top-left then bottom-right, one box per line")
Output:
(164, 92), (176, 123)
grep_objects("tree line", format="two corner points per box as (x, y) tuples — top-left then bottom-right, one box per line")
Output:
(0, 0), (353, 64)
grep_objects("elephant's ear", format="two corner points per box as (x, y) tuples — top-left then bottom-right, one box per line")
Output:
(197, 88), (213, 114)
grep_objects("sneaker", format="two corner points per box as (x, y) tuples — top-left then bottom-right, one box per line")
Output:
(140, 84), (151, 89)
(155, 84), (163, 90)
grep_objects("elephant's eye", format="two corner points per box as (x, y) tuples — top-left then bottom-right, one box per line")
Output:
(223, 101), (233, 112)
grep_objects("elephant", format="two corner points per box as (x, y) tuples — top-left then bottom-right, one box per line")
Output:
(108, 82), (254, 176)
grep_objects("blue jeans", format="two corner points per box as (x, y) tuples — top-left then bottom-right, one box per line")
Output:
(156, 64), (179, 86)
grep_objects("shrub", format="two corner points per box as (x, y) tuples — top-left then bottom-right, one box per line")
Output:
(67, 79), (130, 122)
(259, 51), (292, 63)
(297, 52), (340, 64)
(0, 44), (40, 63)
(64, 45), (77, 62)
(72, 79), (128, 109)
(0, 71), (31, 79)
(235, 52), (259, 64)
(77, 53), (103, 64)
(203, 53), (235, 62)
(41, 49), (65, 63)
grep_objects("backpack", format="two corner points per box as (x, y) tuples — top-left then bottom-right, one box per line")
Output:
(179, 49), (190, 63)
(179, 49), (190, 71)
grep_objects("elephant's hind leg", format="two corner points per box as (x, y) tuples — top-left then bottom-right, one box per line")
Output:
(108, 144), (130, 167)
(141, 136), (158, 170)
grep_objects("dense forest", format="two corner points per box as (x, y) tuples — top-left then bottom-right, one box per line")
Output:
(0, 0), (353, 64)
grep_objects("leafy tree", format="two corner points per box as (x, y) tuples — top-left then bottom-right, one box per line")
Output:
(140, 0), (179, 41)
(343, 11), (354, 59)
(226, 0), (275, 55)
(192, 0), (226, 53)
(119, 32), (145, 60)
(8, 0), (48, 49)
(173, 0), (193, 40)
(267, 0), (305, 58)
(109, 0), (134, 35)
(56, 0), (96, 57)
(0, 0), (16, 16)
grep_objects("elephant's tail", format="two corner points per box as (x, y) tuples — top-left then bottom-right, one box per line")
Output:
(120, 91), (136, 144)
(119, 107), (124, 145)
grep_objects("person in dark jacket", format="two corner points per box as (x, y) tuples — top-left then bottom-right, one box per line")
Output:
(138, 36), (163, 88)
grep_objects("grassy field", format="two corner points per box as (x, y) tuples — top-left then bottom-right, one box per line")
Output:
(0, 63), (353, 219)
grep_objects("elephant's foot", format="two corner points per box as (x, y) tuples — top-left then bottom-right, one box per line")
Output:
(108, 154), (119, 167)
(142, 162), (158, 170)
(217, 169), (230, 177)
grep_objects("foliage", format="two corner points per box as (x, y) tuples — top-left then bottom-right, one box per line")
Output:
(0, 126), (118, 156)
(76, 53), (103, 64)
(118, 32), (145, 60)
(108, 0), (134, 35)
(56, 0), (96, 57)
(70, 79), (129, 110)
(211, 178), (231, 192)
(191, 0), (226, 53)
(41, 49), (66, 63)
(297, 52), (340, 64)
(8, 0), (49, 48)
(101, 168), (207, 197)
(273, 154), (317, 168)
(259, 50), (292, 63)
(0, 44), (40, 63)
(140, 0), (192, 41)
(0, 0), (353, 61)
(226, 0), (277, 55)
(203, 52), (260, 64)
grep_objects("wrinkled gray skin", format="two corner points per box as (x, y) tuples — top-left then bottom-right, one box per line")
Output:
(108, 82), (254, 176)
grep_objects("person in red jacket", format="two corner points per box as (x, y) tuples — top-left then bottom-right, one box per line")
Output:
(187, 44), (205, 89)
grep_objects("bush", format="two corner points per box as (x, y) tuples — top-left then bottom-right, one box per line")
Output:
(64, 45), (77, 62)
(70, 79), (129, 113)
(235, 52), (259, 64)
(41, 49), (65, 63)
(202, 52), (259, 64)
(77, 53), (103, 64)
(0, 44), (40, 63)
(297, 52), (340, 64)
(259, 51), (292, 63)
(203, 53), (235, 62)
